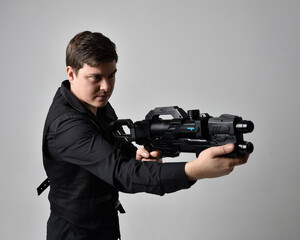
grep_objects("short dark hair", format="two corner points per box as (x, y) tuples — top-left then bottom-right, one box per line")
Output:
(66, 31), (118, 74)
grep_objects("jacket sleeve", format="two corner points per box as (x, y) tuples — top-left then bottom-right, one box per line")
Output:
(48, 113), (194, 195)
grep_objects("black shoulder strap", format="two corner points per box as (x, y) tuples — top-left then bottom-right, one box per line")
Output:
(37, 178), (50, 195)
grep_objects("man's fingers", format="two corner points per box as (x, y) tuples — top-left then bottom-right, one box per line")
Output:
(150, 150), (161, 158)
(234, 154), (249, 166)
(136, 148), (163, 163)
(139, 150), (162, 163)
(136, 148), (150, 160)
(142, 151), (150, 158)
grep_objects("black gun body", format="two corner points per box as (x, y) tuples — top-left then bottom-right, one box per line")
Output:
(110, 106), (254, 158)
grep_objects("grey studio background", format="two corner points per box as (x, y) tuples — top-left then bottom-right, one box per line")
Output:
(1, 0), (299, 239)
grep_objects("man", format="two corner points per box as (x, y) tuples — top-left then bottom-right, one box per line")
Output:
(42, 31), (248, 239)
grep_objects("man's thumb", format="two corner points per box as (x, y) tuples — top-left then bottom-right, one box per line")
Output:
(211, 144), (235, 157)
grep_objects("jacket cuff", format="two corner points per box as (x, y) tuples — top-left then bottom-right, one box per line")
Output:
(160, 162), (196, 193)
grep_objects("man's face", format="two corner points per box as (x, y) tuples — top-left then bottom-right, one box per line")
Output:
(67, 61), (117, 115)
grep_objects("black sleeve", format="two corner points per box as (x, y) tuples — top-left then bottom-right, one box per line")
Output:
(48, 114), (193, 195)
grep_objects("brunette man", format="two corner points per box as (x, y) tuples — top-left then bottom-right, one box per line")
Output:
(42, 31), (248, 240)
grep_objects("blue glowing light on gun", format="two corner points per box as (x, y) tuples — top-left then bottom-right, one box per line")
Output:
(187, 127), (195, 131)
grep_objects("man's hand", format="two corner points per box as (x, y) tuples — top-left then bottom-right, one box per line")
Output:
(185, 144), (249, 181)
(136, 148), (162, 163)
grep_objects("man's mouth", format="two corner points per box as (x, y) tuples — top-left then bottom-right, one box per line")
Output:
(96, 95), (109, 100)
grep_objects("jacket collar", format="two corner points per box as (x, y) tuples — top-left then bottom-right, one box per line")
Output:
(60, 80), (92, 114)
(59, 80), (116, 121)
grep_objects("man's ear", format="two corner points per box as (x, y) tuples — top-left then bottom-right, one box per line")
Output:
(66, 66), (76, 83)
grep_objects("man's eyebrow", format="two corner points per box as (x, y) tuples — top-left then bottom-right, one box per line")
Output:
(87, 69), (117, 77)
(110, 69), (117, 75)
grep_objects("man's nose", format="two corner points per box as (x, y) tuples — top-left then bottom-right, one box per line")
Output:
(100, 78), (110, 91)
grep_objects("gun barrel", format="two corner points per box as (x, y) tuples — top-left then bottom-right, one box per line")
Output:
(235, 120), (254, 133)
(237, 141), (254, 154)
(149, 121), (170, 135)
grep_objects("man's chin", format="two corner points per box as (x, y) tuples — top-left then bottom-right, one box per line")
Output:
(95, 101), (108, 108)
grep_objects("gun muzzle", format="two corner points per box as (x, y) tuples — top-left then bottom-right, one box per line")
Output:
(237, 141), (254, 154)
(235, 120), (254, 133)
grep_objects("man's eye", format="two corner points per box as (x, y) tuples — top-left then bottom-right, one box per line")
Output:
(109, 73), (116, 79)
(90, 76), (100, 81)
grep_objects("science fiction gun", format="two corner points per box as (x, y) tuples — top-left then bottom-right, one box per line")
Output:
(110, 106), (254, 158)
